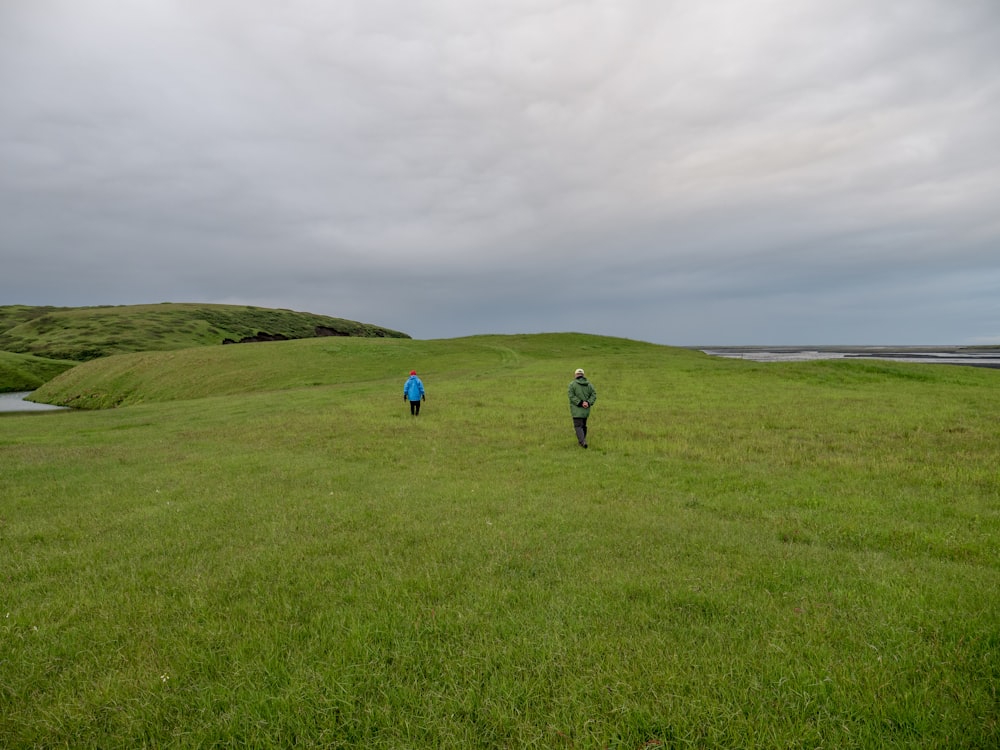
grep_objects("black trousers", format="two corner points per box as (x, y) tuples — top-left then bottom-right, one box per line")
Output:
(409, 400), (421, 416)
(573, 417), (588, 444)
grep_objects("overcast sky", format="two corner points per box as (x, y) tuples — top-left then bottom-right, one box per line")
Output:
(2, 0), (998, 345)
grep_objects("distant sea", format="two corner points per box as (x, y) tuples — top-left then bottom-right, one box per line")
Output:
(699, 346), (1000, 369)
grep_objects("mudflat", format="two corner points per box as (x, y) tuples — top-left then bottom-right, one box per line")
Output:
(700, 346), (1000, 368)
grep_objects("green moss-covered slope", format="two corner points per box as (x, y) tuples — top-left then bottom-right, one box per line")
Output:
(0, 350), (77, 393)
(0, 303), (409, 362)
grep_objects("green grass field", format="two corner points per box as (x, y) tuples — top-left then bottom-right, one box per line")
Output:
(2, 334), (998, 748)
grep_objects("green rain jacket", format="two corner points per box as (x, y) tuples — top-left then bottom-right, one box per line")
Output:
(568, 376), (597, 418)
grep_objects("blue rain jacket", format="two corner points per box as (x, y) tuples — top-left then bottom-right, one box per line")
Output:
(403, 375), (425, 401)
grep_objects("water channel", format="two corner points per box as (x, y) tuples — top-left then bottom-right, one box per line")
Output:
(0, 391), (70, 413)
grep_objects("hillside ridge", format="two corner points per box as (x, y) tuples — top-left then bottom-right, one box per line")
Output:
(0, 303), (409, 363)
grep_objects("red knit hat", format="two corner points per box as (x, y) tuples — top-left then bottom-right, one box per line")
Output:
(410, 370), (416, 375)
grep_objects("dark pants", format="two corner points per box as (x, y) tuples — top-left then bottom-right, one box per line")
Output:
(573, 417), (588, 445)
(409, 400), (421, 416)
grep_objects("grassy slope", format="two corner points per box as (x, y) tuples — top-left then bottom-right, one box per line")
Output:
(0, 304), (72, 331)
(31, 332), (636, 409)
(0, 303), (409, 362)
(3, 334), (998, 748)
(0, 350), (77, 393)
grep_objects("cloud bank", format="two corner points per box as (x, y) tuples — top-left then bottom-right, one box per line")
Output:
(2, 0), (998, 344)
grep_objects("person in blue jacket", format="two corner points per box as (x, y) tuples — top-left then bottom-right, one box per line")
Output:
(403, 370), (426, 416)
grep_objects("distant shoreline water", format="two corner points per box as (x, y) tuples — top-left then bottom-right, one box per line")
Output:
(699, 346), (1000, 369)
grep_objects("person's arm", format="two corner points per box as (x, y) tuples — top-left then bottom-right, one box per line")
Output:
(568, 382), (580, 406)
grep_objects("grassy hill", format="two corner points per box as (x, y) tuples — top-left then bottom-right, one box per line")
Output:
(0, 302), (409, 363)
(0, 304), (72, 332)
(30, 332), (648, 409)
(3, 334), (998, 747)
(0, 349), (77, 392)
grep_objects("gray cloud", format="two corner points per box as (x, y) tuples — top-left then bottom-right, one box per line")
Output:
(2, 0), (999, 344)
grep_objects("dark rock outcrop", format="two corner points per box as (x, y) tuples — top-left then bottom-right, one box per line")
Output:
(222, 323), (397, 345)
(314, 326), (350, 337)
(222, 331), (291, 345)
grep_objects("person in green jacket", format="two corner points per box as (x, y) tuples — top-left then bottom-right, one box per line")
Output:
(568, 368), (597, 448)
